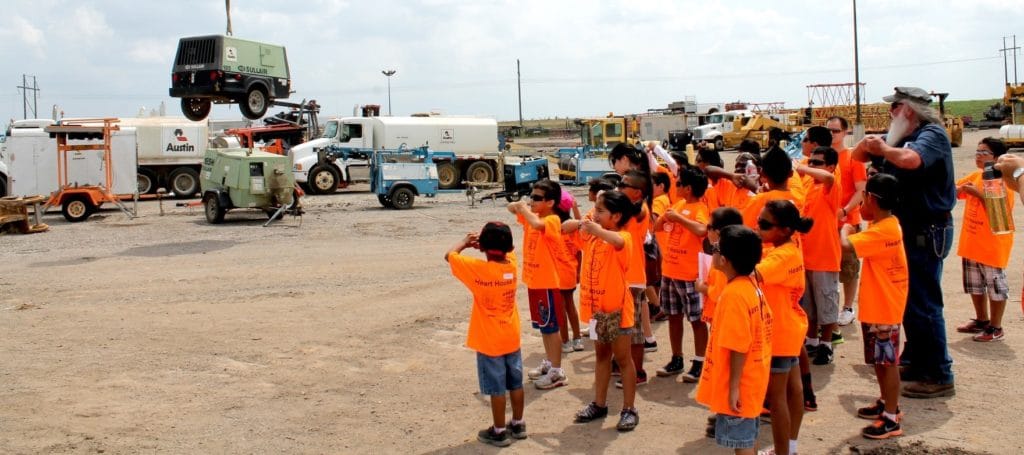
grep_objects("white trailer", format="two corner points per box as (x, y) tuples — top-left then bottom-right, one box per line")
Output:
(289, 116), (501, 193)
(638, 113), (698, 144)
(116, 117), (208, 198)
(6, 127), (138, 198)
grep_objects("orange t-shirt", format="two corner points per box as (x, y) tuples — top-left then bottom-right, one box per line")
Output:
(756, 242), (808, 356)
(741, 189), (804, 230)
(696, 276), (773, 418)
(517, 213), (563, 289)
(956, 171), (1016, 268)
(702, 267), (727, 322)
(579, 231), (635, 328)
(624, 205), (650, 287)
(838, 148), (868, 225)
(448, 252), (521, 357)
(849, 216), (909, 325)
(652, 194), (671, 250)
(702, 180), (721, 214)
(801, 170), (842, 272)
(555, 227), (580, 290)
(660, 200), (709, 281)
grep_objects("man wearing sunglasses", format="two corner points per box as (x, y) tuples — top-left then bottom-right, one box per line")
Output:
(852, 86), (956, 399)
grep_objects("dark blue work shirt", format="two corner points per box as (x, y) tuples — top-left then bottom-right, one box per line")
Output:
(876, 123), (955, 233)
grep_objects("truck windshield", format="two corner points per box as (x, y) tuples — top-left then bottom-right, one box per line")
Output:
(322, 121), (338, 139)
(707, 114), (723, 124)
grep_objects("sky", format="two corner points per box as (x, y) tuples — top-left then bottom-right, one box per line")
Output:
(2, 0), (1023, 124)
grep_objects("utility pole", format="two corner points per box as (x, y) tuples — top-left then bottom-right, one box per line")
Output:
(517, 59), (523, 128)
(852, 0), (863, 140)
(225, 0), (232, 36)
(17, 74), (40, 119)
(382, 69), (396, 116)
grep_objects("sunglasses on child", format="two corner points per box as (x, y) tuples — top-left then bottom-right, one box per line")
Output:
(529, 194), (549, 202)
(807, 158), (827, 166)
(617, 181), (641, 190)
(757, 218), (777, 231)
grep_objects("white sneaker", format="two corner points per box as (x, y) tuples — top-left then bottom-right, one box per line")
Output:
(528, 360), (551, 380)
(572, 338), (585, 351)
(838, 307), (856, 326)
(534, 368), (567, 390)
(562, 342), (573, 353)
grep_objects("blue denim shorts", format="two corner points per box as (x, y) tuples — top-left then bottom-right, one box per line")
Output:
(715, 414), (759, 449)
(770, 356), (799, 374)
(476, 350), (524, 396)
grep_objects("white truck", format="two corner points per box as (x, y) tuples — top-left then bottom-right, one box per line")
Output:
(289, 116), (502, 193)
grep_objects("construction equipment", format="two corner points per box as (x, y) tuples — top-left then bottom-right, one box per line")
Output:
(930, 92), (963, 148)
(199, 147), (300, 225)
(169, 35), (292, 121)
(365, 145), (459, 209)
(575, 115), (641, 149)
(999, 84), (1024, 149)
(0, 195), (48, 233)
(691, 110), (797, 151)
(223, 99), (321, 155)
(473, 156), (550, 203)
(40, 119), (137, 222)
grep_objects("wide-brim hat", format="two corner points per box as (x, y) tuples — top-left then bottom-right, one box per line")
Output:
(882, 86), (931, 105)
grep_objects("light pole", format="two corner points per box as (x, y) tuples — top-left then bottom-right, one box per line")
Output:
(382, 69), (396, 116)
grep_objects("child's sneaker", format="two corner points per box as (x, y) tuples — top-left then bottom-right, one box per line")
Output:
(956, 319), (989, 334)
(534, 368), (567, 390)
(862, 414), (903, 439)
(812, 344), (834, 365)
(616, 408), (639, 432)
(681, 360), (704, 383)
(509, 421), (527, 439)
(477, 426), (512, 447)
(615, 370), (648, 388)
(831, 330), (845, 345)
(656, 355), (685, 377)
(856, 399), (903, 420)
(643, 339), (659, 352)
(572, 338), (585, 351)
(561, 341), (573, 353)
(838, 307), (856, 326)
(527, 360), (551, 380)
(574, 402), (608, 423)
(973, 326), (1004, 342)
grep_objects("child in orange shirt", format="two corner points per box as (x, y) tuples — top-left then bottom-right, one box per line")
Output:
(567, 190), (643, 432)
(755, 200), (812, 455)
(555, 190), (585, 353)
(446, 222), (524, 447)
(794, 146), (843, 365)
(697, 207), (745, 325)
(954, 138), (1016, 342)
(615, 169), (655, 386)
(840, 173), (909, 440)
(507, 179), (568, 390)
(646, 171), (673, 336)
(653, 166), (710, 382)
(696, 225), (772, 455)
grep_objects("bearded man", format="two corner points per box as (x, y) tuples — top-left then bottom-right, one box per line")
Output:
(852, 86), (956, 399)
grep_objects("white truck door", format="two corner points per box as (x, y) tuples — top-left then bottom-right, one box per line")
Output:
(338, 121), (369, 149)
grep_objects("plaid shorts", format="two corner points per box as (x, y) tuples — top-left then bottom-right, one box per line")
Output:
(659, 277), (702, 322)
(630, 287), (645, 345)
(962, 258), (1009, 301)
(861, 323), (901, 366)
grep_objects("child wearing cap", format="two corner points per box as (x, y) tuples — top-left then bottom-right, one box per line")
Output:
(446, 222), (525, 447)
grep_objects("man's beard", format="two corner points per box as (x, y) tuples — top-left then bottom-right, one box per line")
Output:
(886, 114), (913, 146)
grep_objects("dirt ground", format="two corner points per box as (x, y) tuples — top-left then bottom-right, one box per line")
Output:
(1, 129), (1021, 454)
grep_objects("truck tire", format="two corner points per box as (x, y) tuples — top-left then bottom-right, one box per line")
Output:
(169, 168), (200, 199)
(0, 174), (7, 197)
(181, 97), (212, 121)
(137, 169), (157, 194)
(307, 165), (339, 194)
(465, 162), (494, 186)
(390, 187), (415, 210)
(436, 162), (459, 189)
(377, 194), (394, 208)
(62, 195), (94, 223)
(714, 137), (725, 152)
(239, 86), (269, 120)
(203, 193), (226, 224)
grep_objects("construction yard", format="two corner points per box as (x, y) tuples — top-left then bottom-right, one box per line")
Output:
(1, 129), (1023, 454)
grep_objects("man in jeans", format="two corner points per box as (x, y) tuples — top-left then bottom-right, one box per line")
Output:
(852, 87), (955, 398)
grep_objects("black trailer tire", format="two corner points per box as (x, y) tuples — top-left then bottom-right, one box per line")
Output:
(465, 162), (494, 185)
(137, 168), (157, 194)
(377, 194), (394, 208)
(239, 86), (269, 120)
(390, 187), (415, 210)
(181, 97), (212, 121)
(308, 165), (339, 194)
(505, 192), (523, 202)
(62, 195), (94, 223)
(169, 167), (200, 199)
(203, 194), (226, 224)
(436, 162), (459, 189)
(714, 137), (725, 152)
(0, 174), (7, 197)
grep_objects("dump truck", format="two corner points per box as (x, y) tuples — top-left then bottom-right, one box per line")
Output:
(690, 110), (797, 150)
(289, 116), (502, 193)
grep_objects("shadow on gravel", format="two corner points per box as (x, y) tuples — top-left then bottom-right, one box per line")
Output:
(118, 240), (238, 257)
(847, 440), (992, 455)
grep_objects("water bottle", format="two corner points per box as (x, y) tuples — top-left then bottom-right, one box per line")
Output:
(982, 163), (1014, 234)
(745, 159), (759, 180)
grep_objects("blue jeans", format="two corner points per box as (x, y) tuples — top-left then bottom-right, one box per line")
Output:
(900, 223), (954, 385)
